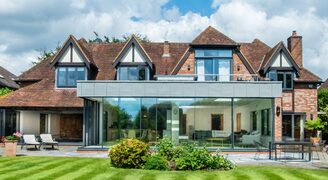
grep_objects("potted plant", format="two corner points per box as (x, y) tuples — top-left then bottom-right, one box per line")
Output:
(0, 136), (5, 147)
(4, 132), (22, 157)
(305, 118), (326, 144)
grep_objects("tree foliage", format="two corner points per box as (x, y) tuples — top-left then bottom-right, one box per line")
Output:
(0, 87), (13, 96)
(33, 43), (61, 65)
(88, 31), (150, 43)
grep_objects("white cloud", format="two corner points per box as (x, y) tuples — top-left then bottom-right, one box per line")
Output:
(0, 0), (327, 80)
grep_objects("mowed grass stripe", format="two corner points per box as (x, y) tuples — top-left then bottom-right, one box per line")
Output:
(3, 158), (73, 180)
(91, 171), (120, 180)
(56, 159), (109, 180)
(301, 169), (328, 180)
(0, 158), (54, 175)
(70, 161), (113, 180)
(41, 159), (95, 179)
(34, 158), (93, 180)
(0, 157), (48, 168)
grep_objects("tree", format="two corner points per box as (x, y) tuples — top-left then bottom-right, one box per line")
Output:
(318, 88), (328, 141)
(88, 32), (151, 43)
(0, 87), (13, 96)
(33, 43), (61, 65)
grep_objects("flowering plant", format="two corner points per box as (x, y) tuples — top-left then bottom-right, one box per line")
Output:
(5, 132), (22, 141)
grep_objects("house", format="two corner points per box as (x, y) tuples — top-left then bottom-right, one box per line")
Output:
(0, 66), (19, 137)
(0, 26), (322, 150)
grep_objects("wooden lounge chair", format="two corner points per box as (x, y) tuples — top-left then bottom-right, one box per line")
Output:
(40, 134), (59, 149)
(22, 134), (41, 150)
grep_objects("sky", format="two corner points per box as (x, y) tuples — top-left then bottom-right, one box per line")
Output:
(0, 0), (327, 80)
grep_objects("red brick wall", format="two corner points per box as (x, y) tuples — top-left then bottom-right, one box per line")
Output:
(177, 51), (195, 74)
(274, 97), (282, 141)
(232, 53), (251, 80)
(294, 88), (317, 119)
(282, 92), (293, 111)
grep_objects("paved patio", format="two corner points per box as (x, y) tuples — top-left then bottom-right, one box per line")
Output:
(1, 145), (328, 169)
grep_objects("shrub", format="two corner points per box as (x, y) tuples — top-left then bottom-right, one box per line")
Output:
(175, 145), (211, 170)
(156, 138), (174, 160)
(109, 139), (149, 169)
(207, 155), (235, 170)
(144, 154), (169, 170)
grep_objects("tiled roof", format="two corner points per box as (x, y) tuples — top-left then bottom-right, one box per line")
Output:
(0, 66), (19, 89)
(0, 78), (83, 108)
(0, 26), (322, 108)
(192, 26), (236, 45)
(239, 39), (271, 72)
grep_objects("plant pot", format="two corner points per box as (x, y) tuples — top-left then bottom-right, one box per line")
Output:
(4, 140), (18, 157)
(310, 137), (320, 144)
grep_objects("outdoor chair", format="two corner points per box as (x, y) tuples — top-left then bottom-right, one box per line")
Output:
(22, 134), (41, 150)
(40, 134), (59, 149)
(254, 141), (267, 160)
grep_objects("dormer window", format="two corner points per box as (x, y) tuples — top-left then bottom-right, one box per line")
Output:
(57, 67), (86, 88)
(118, 66), (149, 80)
(195, 49), (232, 81)
(268, 70), (293, 89)
(113, 36), (153, 80)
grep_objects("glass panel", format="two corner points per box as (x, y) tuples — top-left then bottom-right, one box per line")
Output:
(282, 115), (292, 139)
(204, 60), (213, 81)
(119, 67), (128, 80)
(234, 98), (273, 149)
(67, 68), (76, 86)
(219, 50), (232, 57)
(195, 50), (204, 57)
(128, 67), (138, 80)
(103, 98), (119, 146)
(218, 59), (230, 81)
(285, 73), (292, 89)
(277, 73), (284, 88)
(194, 98), (232, 148)
(140, 98), (157, 143)
(57, 68), (66, 87)
(268, 71), (277, 81)
(77, 67), (85, 81)
(119, 98), (141, 139)
(139, 67), (146, 80)
(196, 60), (205, 81)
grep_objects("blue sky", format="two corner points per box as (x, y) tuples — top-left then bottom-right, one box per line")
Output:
(164, 0), (216, 16)
(0, 0), (327, 80)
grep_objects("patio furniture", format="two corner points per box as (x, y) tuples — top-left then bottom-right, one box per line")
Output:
(22, 134), (41, 150)
(40, 134), (59, 149)
(312, 140), (326, 160)
(271, 141), (312, 161)
(241, 131), (261, 145)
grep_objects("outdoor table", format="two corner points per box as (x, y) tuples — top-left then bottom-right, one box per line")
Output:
(270, 141), (312, 161)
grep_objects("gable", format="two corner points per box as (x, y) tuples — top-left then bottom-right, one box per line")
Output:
(120, 44), (146, 63)
(51, 35), (92, 68)
(113, 36), (152, 68)
(271, 50), (292, 67)
(58, 45), (84, 63)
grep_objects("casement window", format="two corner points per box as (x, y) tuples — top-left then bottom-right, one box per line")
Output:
(195, 49), (232, 81)
(118, 66), (149, 80)
(268, 70), (293, 89)
(261, 109), (270, 136)
(56, 67), (86, 88)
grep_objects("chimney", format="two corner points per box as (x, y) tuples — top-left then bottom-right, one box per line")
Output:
(162, 41), (170, 57)
(287, 30), (303, 67)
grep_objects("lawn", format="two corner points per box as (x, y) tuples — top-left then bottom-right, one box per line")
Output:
(0, 156), (327, 180)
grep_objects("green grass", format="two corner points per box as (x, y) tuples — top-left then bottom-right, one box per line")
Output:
(0, 156), (327, 180)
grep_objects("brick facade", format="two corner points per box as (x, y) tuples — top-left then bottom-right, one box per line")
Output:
(274, 97), (282, 141)
(282, 92), (293, 111)
(177, 51), (195, 74)
(294, 88), (317, 119)
(232, 53), (251, 80)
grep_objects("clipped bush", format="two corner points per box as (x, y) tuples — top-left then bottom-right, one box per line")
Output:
(144, 154), (169, 170)
(156, 138), (174, 160)
(175, 145), (211, 170)
(109, 139), (149, 169)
